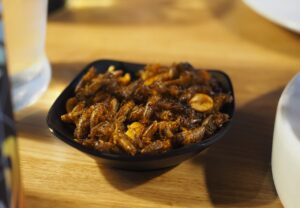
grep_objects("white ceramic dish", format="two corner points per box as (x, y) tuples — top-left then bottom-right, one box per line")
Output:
(243, 0), (300, 33)
(272, 73), (300, 208)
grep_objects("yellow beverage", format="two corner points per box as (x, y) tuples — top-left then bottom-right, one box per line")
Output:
(2, 0), (51, 111)
(2, 0), (48, 75)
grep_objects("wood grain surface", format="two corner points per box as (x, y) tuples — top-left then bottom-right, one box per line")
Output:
(15, 0), (300, 207)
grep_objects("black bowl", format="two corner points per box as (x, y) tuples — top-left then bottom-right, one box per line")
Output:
(47, 59), (235, 171)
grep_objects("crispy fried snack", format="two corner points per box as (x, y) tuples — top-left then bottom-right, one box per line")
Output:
(61, 63), (232, 155)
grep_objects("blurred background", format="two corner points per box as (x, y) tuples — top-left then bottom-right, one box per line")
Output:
(46, 0), (300, 68)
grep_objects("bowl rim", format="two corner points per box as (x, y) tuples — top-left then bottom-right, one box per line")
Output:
(47, 59), (235, 162)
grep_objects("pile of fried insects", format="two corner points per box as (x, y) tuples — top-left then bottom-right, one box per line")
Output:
(61, 63), (233, 156)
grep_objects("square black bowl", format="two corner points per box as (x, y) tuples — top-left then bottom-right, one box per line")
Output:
(47, 59), (235, 171)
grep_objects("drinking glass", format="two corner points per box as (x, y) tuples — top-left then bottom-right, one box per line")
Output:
(2, 0), (51, 111)
(272, 73), (300, 208)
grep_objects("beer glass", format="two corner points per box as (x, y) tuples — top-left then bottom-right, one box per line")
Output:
(2, 0), (51, 111)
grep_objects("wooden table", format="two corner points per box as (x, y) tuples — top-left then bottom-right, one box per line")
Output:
(16, 0), (300, 207)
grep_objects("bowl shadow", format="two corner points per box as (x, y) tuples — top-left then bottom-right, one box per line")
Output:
(97, 162), (174, 190)
(97, 162), (210, 206)
(15, 109), (53, 144)
(193, 88), (284, 207)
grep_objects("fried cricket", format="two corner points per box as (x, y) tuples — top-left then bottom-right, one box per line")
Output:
(61, 63), (232, 155)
